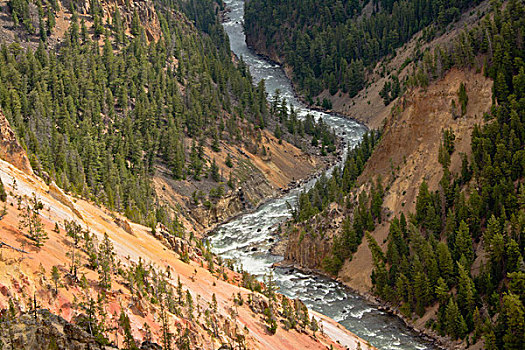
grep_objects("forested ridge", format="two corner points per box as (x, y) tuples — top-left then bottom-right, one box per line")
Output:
(245, 0), (482, 100)
(288, 0), (525, 347)
(370, 2), (525, 347)
(0, 0), (335, 227)
(0, 1), (353, 348)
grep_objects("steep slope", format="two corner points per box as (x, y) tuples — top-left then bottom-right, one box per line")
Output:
(0, 110), (33, 175)
(153, 129), (322, 235)
(314, 1), (491, 129)
(0, 0), (329, 237)
(340, 68), (493, 293)
(0, 155), (374, 349)
(282, 68), (492, 283)
(0, 0), (161, 48)
(276, 0), (525, 348)
(245, 0), (490, 129)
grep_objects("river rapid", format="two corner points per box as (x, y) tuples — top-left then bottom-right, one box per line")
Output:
(210, 1), (435, 349)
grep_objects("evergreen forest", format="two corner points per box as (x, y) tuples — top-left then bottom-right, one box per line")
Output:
(290, 1), (525, 347)
(245, 0), (483, 99)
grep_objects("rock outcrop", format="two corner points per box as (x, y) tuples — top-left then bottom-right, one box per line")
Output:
(48, 181), (85, 222)
(0, 309), (167, 349)
(96, 0), (162, 42)
(0, 309), (118, 350)
(0, 110), (33, 175)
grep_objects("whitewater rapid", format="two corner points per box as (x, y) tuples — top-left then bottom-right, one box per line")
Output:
(210, 1), (435, 348)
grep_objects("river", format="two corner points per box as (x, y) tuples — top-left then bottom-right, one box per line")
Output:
(210, 1), (435, 349)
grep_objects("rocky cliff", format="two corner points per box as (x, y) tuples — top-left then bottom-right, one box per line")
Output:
(0, 110), (33, 175)
(341, 68), (492, 292)
(154, 129), (324, 237)
(284, 203), (343, 270)
(0, 0), (161, 49)
(0, 310), (121, 350)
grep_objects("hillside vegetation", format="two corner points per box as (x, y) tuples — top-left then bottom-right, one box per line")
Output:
(0, 0), (335, 232)
(275, 0), (525, 348)
(245, 0), (483, 100)
(0, 152), (374, 349)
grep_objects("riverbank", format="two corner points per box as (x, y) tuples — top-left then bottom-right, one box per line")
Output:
(204, 142), (343, 237)
(212, 1), (436, 348)
(272, 259), (453, 350)
(244, 42), (373, 130)
(244, 29), (469, 350)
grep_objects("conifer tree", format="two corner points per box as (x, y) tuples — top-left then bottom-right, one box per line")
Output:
(18, 194), (48, 247)
(458, 83), (468, 116)
(98, 233), (115, 291)
(131, 9), (141, 37)
(502, 293), (525, 349)
(0, 177), (6, 202)
(51, 265), (61, 295)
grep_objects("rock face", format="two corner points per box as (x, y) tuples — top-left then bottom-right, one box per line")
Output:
(72, 0), (162, 42)
(114, 217), (135, 235)
(190, 171), (275, 230)
(0, 309), (117, 349)
(284, 205), (342, 270)
(285, 228), (333, 270)
(0, 110), (33, 175)
(49, 181), (85, 221)
(96, 0), (162, 42)
(0, 309), (166, 349)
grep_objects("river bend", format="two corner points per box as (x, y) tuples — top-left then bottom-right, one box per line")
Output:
(210, 1), (435, 349)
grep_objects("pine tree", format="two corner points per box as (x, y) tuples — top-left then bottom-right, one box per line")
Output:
(414, 271), (430, 316)
(119, 310), (138, 350)
(274, 124), (282, 140)
(225, 154), (233, 168)
(0, 177), (6, 202)
(445, 298), (467, 339)
(263, 270), (277, 301)
(436, 242), (454, 283)
(456, 262), (476, 316)
(502, 293), (525, 349)
(83, 230), (98, 270)
(435, 277), (449, 305)
(131, 9), (141, 37)
(458, 82), (468, 116)
(210, 159), (220, 182)
(39, 16), (47, 42)
(65, 220), (83, 278)
(455, 220), (473, 266)
(51, 266), (61, 295)
(98, 233), (115, 291)
(18, 194), (48, 247)
(112, 7), (124, 44)
(47, 7), (55, 34)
